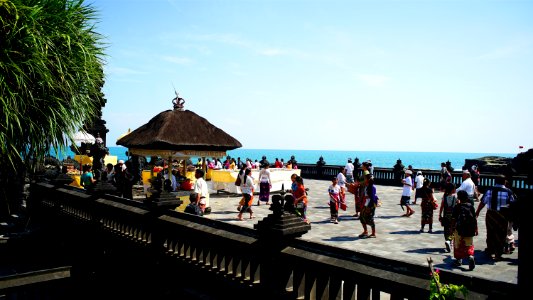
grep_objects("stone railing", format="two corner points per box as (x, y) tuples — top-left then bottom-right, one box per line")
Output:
(2, 181), (517, 299)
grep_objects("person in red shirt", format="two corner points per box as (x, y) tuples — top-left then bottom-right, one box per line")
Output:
(293, 176), (309, 224)
(180, 178), (193, 190)
(274, 158), (283, 168)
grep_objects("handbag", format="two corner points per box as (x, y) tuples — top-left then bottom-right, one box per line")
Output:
(432, 200), (438, 210)
(340, 202), (347, 211)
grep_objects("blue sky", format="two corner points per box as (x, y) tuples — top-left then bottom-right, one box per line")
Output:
(90, 0), (532, 153)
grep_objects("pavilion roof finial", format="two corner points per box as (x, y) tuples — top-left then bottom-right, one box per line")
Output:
(172, 88), (185, 111)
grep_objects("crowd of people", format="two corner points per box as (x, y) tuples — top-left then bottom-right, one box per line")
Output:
(78, 152), (519, 272)
(205, 155), (299, 171)
(80, 159), (136, 199)
(389, 162), (518, 271)
(226, 155), (519, 272)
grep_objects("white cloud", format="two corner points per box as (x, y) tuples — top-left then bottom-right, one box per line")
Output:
(161, 56), (194, 65)
(356, 74), (390, 87)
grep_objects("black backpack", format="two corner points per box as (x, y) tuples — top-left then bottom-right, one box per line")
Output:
(455, 203), (476, 237)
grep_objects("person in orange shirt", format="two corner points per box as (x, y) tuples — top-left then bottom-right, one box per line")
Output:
(293, 176), (309, 224)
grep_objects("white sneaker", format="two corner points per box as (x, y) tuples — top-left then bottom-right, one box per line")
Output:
(445, 241), (451, 253)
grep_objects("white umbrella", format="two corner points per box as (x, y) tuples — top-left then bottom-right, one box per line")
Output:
(72, 131), (95, 145)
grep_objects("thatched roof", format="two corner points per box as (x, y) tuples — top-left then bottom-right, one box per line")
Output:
(117, 109), (242, 156)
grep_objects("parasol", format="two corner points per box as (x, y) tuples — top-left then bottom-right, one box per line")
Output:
(72, 131), (96, 145)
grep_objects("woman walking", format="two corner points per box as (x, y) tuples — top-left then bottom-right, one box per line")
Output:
(258, 164), (272, 205)
(359, 174), (378, 238)
(237, 168), (254, 220)
(354, 162), (371, 218)
(439, 182), (457, 252)
(419, 178), (437, 233)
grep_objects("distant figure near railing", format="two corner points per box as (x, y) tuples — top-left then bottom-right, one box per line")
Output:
(297, 164), (532, 193)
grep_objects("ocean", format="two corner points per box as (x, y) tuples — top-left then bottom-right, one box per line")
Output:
(58, 147), (515, 171)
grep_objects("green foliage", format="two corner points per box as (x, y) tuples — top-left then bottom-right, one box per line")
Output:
(0, 0), (105, 171)
(0, 0), (106, 216)
(429, 269), (468, 300)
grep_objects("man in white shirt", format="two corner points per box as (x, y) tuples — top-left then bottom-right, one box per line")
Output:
(193, 169), (210, 213)
(344, 159), (355, 183)
(413, 171), (425, 205)
(401, 170), (415, 217)
(456, 170), (478, 205)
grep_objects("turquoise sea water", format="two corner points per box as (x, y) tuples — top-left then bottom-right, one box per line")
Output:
(58, 147), (515, 171)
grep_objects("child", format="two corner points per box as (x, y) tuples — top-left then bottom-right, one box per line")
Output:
(439, 182), (457, 253)
(184, 192), (203, 216)
(451, 190), (478, 270)
(328, 177), (341, 224)
(293, 176), (309, 224)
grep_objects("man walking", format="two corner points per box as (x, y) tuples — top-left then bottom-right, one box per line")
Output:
(457, 170), (478, 205)
(400, 170), (415, 217)
(413, 171), (425, 205)
(475, 175), (516, 261)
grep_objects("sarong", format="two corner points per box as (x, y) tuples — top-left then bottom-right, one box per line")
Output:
(485, 209), (507, 256)
(360, 205), (375, 226)
(259, 181), (270, 202)
(420, 198), (434, 225)
(453, 229), (474, 259)
(329, 195), (339, 219)
(355, 185), (364, 213)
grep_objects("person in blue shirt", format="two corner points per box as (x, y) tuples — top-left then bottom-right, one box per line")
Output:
(184, 192), (203, 216)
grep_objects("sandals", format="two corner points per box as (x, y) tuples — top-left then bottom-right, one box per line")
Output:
(358, 232), (368, 238)
(368, 234), (376, 238)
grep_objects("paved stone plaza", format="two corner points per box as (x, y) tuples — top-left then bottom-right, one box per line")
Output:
(204, 178), (519, 285)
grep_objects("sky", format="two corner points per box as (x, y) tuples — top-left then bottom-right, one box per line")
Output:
(89, 0), (532, 154)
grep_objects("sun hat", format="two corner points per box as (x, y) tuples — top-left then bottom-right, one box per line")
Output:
(405, 170), (412, 175)
(417, 171), (422, 175)
(118, 160), (125, 164)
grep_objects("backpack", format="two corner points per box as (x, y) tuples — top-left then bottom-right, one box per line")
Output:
(455, 203), (476, 237)
(443, 195), (457, 215)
